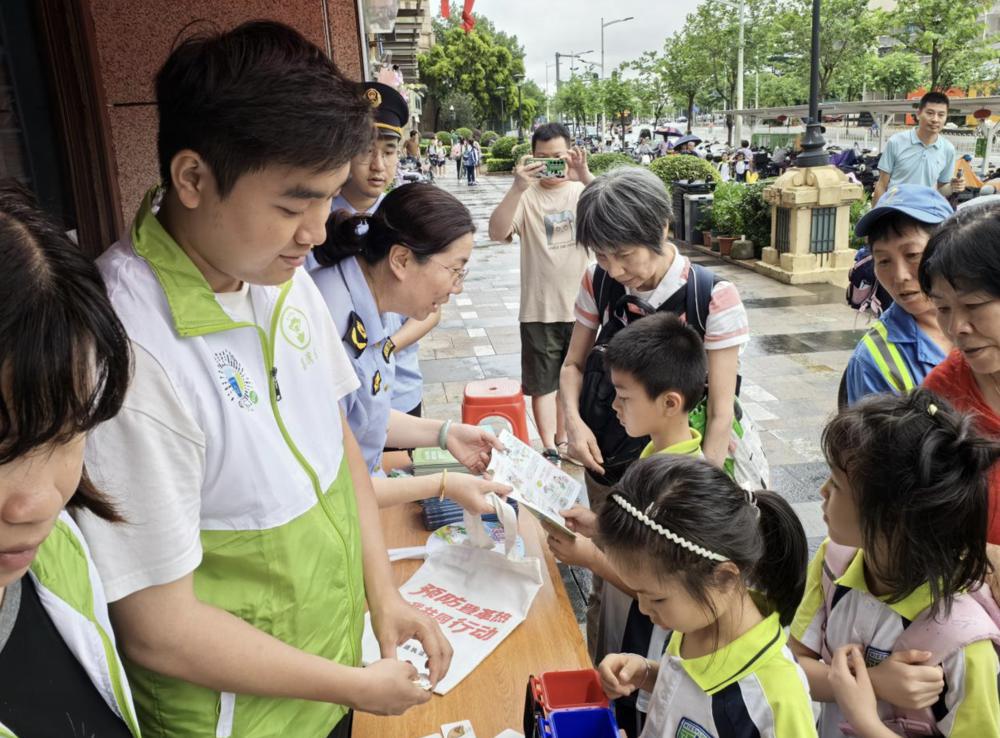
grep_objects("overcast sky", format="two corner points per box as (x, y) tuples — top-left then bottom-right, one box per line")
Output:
(470, 0), (705, 92)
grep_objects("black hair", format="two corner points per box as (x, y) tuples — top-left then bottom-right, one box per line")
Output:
(918, 201), (1000, 298)
(531, 122), (571, 152)
(740, 140), (750, 148)
(604, 313), (707, 411)
(822, 389), (998, 617)
(0, 180), (131, 521)
(598, 455), (808, 630)
(919, 91), (950, 110)
(410, 130), (419, 138)
(867, 210), (936, 247)
(314, 182), (474, 267)
(156, 20), (373, 197)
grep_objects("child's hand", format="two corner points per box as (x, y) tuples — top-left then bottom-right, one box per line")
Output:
(546, 530), (598, 568)
(560, 505), (598, 538)
(868, 649), (944, 709)
(829, 645), (898, 738)
(598, 653), (650, 699)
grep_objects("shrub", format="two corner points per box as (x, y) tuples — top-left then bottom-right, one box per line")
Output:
(491, 136), (517, 159)
(455, 126), (473, 142)
(482, 130), (499, 145)
(849, 194), (871, 249)
(737, 179), (775, 252)
(588, 153), (638, 175)
(511, 142), (531, 162)
(710, 182), (744, 236)
(486, 158), (515, 172)
(436, 131), (452, 147)
(648, 155), (719, 193)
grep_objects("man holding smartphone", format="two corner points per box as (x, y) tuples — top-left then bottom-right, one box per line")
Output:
(488, 123), (593, 464)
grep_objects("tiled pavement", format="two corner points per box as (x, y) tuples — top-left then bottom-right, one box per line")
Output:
(421, 171), (865, 620)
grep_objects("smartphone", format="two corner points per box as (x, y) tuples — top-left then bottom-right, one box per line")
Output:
(525, 157), (566, 178)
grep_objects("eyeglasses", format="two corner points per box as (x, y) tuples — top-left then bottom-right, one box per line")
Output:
(428, 257), (470, 284)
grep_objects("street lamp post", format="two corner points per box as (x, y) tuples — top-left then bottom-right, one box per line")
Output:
(495, 86), (506, 134)
(796, 0), (829, 167)
(600, 16), (634, 81)
(554, 51), (592, 123)
(734, 0), (745, 147)
(449, 104), (456, 132)
(515, 75), (525, 142)
(600, 16), (633, 140)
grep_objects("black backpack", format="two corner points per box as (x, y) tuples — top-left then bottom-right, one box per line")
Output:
(579, 263), (719, 486)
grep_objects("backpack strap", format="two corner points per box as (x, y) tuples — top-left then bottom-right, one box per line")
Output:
(887, 586), (1000, 736)
(819, 542), (859, 663)
(593, 266), (627, 343)
(684, 263), (720, 339)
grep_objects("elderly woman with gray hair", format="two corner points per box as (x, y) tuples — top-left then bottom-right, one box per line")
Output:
(560, 166), (752, 487)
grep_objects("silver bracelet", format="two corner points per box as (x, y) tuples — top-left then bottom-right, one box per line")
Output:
(638, 658), (651, 691)
(438, 419), (453, 450)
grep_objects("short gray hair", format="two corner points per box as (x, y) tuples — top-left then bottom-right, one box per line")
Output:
(577, 166), (673, 254)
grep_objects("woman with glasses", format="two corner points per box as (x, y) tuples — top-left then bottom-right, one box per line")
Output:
(310, 183), (510, 513)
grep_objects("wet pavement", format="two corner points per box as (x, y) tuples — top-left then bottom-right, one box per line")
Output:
(418, 170), (864, 621)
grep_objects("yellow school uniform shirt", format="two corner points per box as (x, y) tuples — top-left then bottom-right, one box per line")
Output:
(639, 427), (703, 459)
(791, 540), (1000, 737)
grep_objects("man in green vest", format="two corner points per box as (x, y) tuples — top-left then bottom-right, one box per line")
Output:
(73, 21), (450, 738)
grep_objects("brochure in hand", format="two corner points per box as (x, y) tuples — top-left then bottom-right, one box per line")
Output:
(487, 430), (581, 538)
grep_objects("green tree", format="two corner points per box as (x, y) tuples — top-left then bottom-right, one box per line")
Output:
(663, 33), (711, 133)
(870, 51), (927, 99)
(601, 71), (637, 141)
(418, 9), (527, 130)
(886, 0), (998, 90)
(680, 0), (783, 142)
(626, 50), (672, 126)
(755, 71), (808, 107)
(554, 75), (598, 131)
(780, 0), (884, 100)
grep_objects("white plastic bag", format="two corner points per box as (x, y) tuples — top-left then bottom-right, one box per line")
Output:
(361, 494), (543, 694)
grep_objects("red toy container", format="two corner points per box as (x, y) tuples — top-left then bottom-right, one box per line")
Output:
(532, 669), (609, 712)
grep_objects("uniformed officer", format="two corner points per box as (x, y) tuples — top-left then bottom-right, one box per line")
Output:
(309, 96), (509, 514)
(306, 82), (440, 430)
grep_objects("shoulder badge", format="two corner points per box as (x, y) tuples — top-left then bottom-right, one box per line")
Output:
(344, 311), (368, 357)
(382, 337), (396, 363)
(371, 369), (382, 395)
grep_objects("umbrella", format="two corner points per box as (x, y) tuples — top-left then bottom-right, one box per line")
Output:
(655, 126), (683, 137)
(673, 134), (702, 148)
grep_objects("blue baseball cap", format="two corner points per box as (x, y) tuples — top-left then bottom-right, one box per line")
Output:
(854, 183), (953, 238)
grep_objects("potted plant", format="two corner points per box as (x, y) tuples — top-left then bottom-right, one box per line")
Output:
(711, 182), (743, 257)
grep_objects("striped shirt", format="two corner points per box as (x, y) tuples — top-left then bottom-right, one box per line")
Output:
(573, 246), (750, 352)
(641, 610), (817, 737)
(791, 541), (1000, 737)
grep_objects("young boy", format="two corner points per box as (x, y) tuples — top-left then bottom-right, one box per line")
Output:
(73, 21), (448, 738)
(845, 184), (954, 404)
(487, 123), (594, 462)
(546, 313), (707, 737)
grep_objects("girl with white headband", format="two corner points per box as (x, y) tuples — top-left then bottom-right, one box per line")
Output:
(596, 454), (816, 737)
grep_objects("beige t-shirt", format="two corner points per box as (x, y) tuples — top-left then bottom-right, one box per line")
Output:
(510, 180), (592, 324)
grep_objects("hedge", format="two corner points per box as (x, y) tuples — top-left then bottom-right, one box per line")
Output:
(648, 155), (719, 193)
(490, 136), (517, 159)
(588, 153), (638, 175)
(455, 127), (474, 142)
(486, 158), (515, 172)
(511, 142), (531, 162)
(436, 131), (452, 147)
(482, 130), (499, 145)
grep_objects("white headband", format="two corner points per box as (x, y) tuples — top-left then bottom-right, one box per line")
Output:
(612, 494), (729, 563)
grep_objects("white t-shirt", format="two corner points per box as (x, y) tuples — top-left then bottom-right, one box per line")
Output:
(77, 283), (359, 602)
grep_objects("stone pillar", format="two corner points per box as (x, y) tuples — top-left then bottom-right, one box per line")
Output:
(757, 165), (863, 285)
